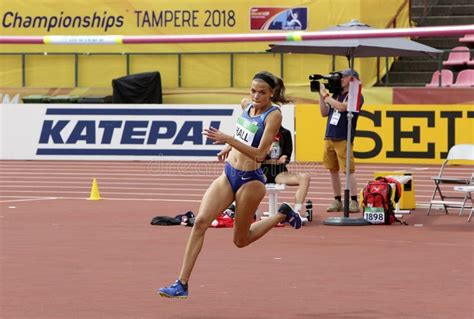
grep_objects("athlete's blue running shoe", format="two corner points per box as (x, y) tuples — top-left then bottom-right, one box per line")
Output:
(278, 202), (302, 229)
(158, 280), (188, 299)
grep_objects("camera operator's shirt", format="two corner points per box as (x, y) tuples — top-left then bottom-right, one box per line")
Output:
(324, 92), (364, 142)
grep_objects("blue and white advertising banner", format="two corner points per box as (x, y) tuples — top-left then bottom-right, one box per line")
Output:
(0, 104), (295, 161)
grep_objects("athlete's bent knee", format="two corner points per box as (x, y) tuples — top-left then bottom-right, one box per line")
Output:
(233, 237), (250, 248)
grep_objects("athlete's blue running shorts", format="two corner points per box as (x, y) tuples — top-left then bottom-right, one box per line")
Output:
(224, 162), (266, 193)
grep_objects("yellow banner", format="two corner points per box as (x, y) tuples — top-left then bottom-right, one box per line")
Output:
(1, 0), (407, 36)
(1, 0), (409, 87)
(296, 104), (474, 164)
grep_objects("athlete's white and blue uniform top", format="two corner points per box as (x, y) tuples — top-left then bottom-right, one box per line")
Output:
(224, 104), (280, 193)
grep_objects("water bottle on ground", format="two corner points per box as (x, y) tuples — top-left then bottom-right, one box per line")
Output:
(306, 199), (313, 222)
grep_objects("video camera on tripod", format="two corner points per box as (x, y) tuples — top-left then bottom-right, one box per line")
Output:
(309, 71), (342, 95)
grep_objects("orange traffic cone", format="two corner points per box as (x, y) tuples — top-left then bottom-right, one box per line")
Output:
(88, 178), (101, 200)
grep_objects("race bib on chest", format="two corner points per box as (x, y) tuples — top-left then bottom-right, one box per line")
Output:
(363, 207), (386, 224)
(235, 117), (258, 146)
(330, 109), (341, 126)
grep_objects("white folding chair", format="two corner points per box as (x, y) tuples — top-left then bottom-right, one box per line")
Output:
(427, 144), (474, 215)
(454, 183), (474, 222)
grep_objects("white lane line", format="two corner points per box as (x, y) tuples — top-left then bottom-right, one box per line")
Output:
(0, 166), (454, 174)
(0, 185), (209, 191)
(0, 174), (457, 185)
(3, 164), (469, 178)
(0, 185), (441, 198)
(0, 174), (447, 183)
(0, 196), (202, 203)
(0, 171), (220, 177)
(0, 190), (206, 196)
(0, 161), (440, 168)
(0, 179), (444, 188)
(0, 163), (455, 170)
(0, 162), (222, 167)
(375, 239), (472, 248)
(1, 182), (443, 189)
(0, 194), (434, 206)
(1, 167), (456, 175)
(0, 177), (211, 188)
(101, 197), (201, 203)
(1, 172), (447, 179)
(0, 176), (215, 182)
(0, 169), (428, 175)
(0, 197), (57, 203)
(0, 195), (431, 206)
(0, 168), (224, 174)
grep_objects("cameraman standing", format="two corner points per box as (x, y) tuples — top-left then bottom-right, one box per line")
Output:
(318, 69), (363, 213)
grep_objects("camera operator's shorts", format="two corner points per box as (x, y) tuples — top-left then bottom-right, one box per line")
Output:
(323, 139), (355, 173)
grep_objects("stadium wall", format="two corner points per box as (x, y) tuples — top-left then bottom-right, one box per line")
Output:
(0, 0), (409, 88)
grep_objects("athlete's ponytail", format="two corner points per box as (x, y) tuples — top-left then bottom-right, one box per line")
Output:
(271, 76), (292, 105)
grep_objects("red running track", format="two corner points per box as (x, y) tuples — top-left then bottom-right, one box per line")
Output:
(0, 160), (472, 319)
